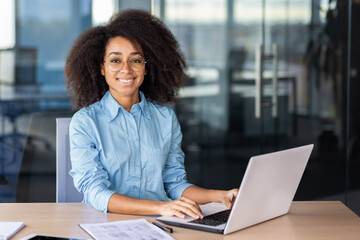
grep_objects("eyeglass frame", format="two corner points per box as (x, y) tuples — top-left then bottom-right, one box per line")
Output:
(103, 54), (148, 72)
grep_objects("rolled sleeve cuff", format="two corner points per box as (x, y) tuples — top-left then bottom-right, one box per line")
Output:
(168, 183), (193, 200)
(85, 188), (116, 212)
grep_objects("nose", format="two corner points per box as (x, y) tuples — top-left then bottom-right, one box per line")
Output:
(120, 61), (133, 73)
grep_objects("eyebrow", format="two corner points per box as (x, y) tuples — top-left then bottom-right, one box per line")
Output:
(107, 51), (143, 57)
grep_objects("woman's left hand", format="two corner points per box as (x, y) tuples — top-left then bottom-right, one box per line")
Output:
(215, 188), (238, 209)
(182, 185), (238, 210)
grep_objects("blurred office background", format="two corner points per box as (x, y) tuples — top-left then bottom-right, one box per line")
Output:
(0, 0), (359, 215)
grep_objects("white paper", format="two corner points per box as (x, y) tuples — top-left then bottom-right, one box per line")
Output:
(79, 218), (174, 240)
(0, 221), (25, 240)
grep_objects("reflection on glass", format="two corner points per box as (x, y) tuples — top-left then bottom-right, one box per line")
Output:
(154, 0), (360, 216)
(0, 0), (115, 203)
(0, 0), (358, 216)
(0, 0), (152, 204)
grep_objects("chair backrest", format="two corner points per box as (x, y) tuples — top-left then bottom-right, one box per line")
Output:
(56, 118), (83, 202)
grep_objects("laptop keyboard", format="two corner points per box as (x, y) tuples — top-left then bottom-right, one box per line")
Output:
(190, 209), (231, 226)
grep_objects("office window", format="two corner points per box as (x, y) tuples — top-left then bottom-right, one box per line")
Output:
(0, 0), (151, 203)
(153, 0), (360, 216)
(0, 0), (15, 49)
(92, 0), (118, 26)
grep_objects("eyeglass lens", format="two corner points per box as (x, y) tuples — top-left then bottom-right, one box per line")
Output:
(106, 56), (146, 72)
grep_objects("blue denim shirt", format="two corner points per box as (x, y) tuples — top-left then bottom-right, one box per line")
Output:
(69, 91), (192, 212)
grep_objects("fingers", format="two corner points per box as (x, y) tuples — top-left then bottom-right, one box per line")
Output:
(171, 209), (187, 219)
(179, 197), (202, 213)
(221, 189), (238, 209)
(229, 188), (238, 200)
(161, 197), (203, 220)
(222, 194), (233, 209)
(173, 197), (203, 219)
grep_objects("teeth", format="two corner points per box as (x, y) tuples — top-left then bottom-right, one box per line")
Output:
(118, 78), (134, 83)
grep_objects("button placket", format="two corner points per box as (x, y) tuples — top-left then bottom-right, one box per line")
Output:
(127, 112), (141, 196)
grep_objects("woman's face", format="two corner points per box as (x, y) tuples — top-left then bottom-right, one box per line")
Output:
(101, 36), (146, 103)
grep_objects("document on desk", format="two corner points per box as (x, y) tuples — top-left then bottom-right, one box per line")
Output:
(0, 221), (25, 240)
(79, 218), (174, 240)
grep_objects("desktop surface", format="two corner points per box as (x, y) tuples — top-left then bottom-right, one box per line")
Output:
(0, 201), (359, 240)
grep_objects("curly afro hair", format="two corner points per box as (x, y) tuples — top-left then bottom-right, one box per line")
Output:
(65, 9), (187, 109)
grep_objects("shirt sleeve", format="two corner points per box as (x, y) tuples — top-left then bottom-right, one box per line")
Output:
(69, 110), (115, 212)
(163, 109), (193, 200)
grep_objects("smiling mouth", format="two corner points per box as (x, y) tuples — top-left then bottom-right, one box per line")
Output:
(117, 77), (135, 84)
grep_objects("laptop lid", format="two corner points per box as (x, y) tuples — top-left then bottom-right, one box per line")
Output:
(156, 144), (314, 234)
(224, 144), (313, 234)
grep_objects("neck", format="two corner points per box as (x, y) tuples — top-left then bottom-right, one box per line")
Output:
(111, 91), (140, 112)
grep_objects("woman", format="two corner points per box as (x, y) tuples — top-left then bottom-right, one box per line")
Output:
(65, 9), (237, 219)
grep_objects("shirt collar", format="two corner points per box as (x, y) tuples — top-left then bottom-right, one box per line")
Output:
(101, 91), (151, 122)
(138, 91), (151, 120)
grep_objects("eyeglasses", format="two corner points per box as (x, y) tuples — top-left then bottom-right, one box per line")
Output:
(104, 55), (147, 72)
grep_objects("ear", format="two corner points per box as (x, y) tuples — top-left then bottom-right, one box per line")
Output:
(100, 63), (105, 76)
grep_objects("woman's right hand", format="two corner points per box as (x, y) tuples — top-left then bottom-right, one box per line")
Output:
(156, 197), (204, 219)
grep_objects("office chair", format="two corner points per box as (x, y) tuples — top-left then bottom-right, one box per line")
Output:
(56, 118), (83, 202)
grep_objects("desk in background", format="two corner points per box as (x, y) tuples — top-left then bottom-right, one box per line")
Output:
(0, 201), (359, 240)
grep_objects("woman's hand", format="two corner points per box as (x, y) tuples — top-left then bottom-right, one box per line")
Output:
(156, 197), (203, 219)
(181, 185), (238, 210)
(215, 188), (238, 210)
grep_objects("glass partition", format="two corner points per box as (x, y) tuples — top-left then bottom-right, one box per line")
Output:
(153, 0), (360, 215)
(0, 0), (151, 203)
(0, 0), (358, 216)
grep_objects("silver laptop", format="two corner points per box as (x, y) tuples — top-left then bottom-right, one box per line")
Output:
(156, 144), (314, 234)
